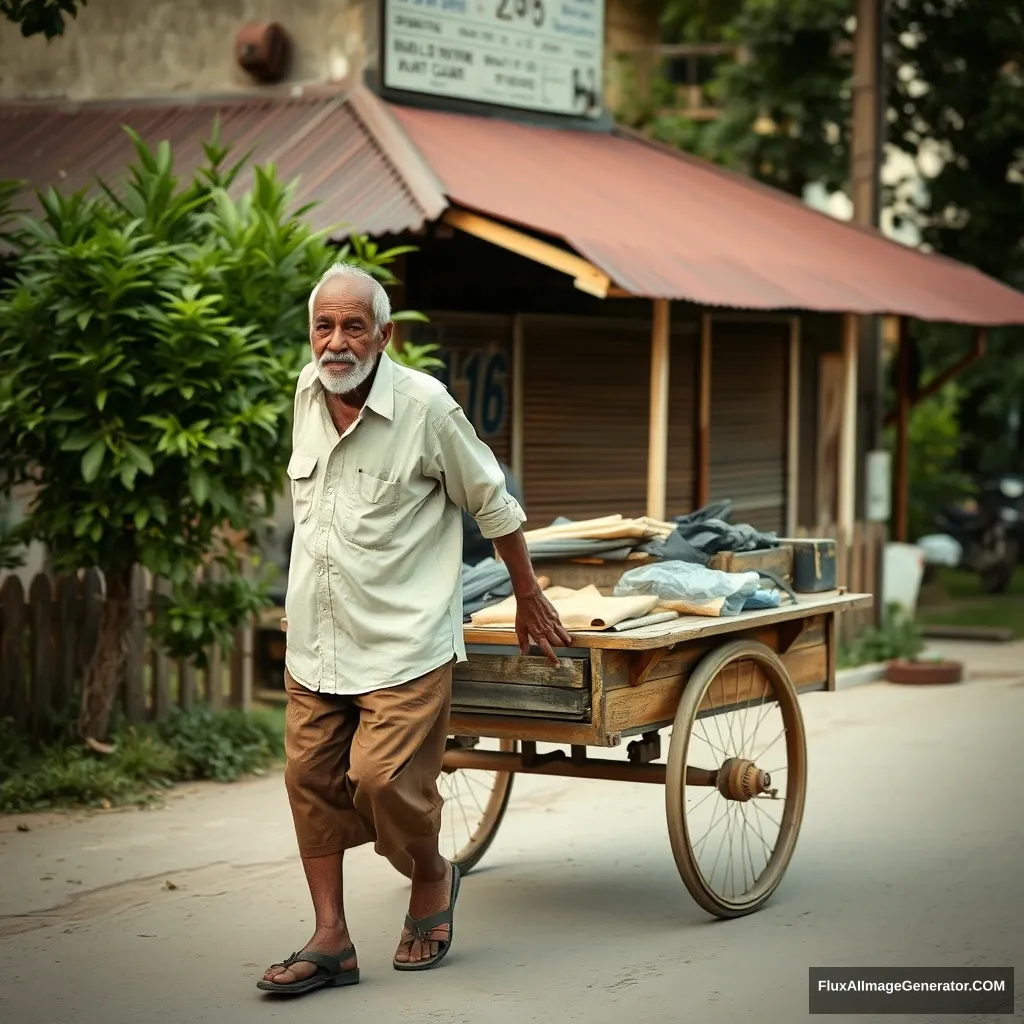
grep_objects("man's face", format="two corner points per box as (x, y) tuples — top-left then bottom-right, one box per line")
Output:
(310, 276), (393, 396)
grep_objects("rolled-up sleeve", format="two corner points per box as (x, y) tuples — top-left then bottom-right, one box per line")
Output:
(432, 406), (526, 539)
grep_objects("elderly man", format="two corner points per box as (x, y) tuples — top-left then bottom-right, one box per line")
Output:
(258, 264), (570, 995)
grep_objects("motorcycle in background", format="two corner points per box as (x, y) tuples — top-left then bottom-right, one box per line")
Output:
(920, 475), (1024, 594)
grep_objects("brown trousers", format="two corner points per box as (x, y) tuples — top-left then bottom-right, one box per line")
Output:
(283, 662), (452, 860)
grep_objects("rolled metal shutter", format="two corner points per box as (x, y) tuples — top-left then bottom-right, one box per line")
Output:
(709, 322), (788, 532)
(521, 316), (697, 527)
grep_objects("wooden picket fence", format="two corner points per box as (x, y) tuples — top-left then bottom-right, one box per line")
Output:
(0, 566), (253, 743)
(795, 519), (886, 644)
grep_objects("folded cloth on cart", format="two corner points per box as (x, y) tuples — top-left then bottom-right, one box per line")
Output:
(640, 500), (780, 567)
(469, 584), (661, 631)
(613, 561), (764, 617)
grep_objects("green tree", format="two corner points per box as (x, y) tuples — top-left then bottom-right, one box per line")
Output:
(623, 0), (1024, 481)
(0, 128), (416, 743)
(1, 0), (87, 38)
(886, 0), (1024, 475)
(618, 0), (851, 196)
(886, 383), (975, 541)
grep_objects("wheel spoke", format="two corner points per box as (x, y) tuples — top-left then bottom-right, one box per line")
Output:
(692, 801), (731, 856)
(696, 717), (730, 759)
(684, 785), (718, 816)
(706, 802), (732, 892)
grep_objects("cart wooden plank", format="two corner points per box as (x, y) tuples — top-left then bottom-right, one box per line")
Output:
(463, 590), (871, 650)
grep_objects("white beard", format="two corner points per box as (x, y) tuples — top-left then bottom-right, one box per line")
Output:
(317, 352), (375, 395)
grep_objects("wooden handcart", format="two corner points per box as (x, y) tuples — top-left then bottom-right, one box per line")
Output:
(390, 590), (870, 919)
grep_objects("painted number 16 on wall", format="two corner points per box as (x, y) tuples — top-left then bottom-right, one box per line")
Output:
(437, 348), (509, 439)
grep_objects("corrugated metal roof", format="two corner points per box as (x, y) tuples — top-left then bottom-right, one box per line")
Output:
(5, 87), (1023, 325)
(387, 102), (1024, 325)
(0, 91), (443, 237)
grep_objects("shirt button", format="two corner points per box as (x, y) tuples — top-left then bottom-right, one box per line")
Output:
(326, 487), (335, 496)
(317, 565), (325, 576)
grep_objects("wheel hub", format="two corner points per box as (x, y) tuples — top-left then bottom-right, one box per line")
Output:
(716, 757), (772, 802)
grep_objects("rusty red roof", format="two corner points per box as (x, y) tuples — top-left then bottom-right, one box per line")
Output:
(386, 102), (1024, 325)
(4, 86), (1023, 324)
(0, 90), (443, 238)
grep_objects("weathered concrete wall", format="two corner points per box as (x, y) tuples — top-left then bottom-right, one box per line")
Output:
(1, 0), (653, 113)
(0, 0), (370, 101)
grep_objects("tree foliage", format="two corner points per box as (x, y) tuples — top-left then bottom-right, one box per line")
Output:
(620, 0), (851, 196)
(1, 0), (87, 39)
(622, 0), (1024, 477)
(0, 128), (415, 739)
(886, 0), (1024, 474)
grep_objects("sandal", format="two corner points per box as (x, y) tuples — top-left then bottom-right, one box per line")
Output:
(393, 863), (461, 972)
(256, 946), (359, 995)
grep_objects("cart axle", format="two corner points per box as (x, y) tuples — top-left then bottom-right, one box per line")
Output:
(716, 757), (772, 802)
(442, 748), (719, 787)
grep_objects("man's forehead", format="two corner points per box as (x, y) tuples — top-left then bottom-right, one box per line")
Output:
(314, 275), (373, 313)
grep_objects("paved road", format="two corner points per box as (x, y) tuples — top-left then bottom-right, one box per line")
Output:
(2, 646), (1022, 1024)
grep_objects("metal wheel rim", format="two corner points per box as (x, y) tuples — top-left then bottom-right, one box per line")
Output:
(666, 640), (807, 916)
(437, 737), (516, 871)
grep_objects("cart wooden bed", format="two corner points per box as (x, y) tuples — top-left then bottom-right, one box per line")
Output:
(389, 590), (871, 919)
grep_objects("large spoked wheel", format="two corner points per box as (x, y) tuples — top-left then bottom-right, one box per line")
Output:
(666, 639), (807, 919)
(387, 737), (516, 878)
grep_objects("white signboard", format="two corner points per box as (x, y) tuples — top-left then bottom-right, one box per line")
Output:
(382, 0), (605, 119)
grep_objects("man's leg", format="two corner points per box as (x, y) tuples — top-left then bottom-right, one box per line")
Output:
(263, 672), (371, 987)
(347, 660), (454, 966)
(399, 834), (453, 965)
(262, 854), (356, 985)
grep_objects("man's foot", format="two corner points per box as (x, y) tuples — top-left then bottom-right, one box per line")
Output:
(394, 859), (452, 966)
(262, 928), (357, 987)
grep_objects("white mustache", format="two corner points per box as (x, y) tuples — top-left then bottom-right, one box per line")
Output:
(319, 353), (358, 365)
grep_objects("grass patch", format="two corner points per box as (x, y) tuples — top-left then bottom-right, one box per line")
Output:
(0, 705), (284, 815)
(916, 566), (1024, 639)
(918, 599), (1024, 639)
(921, 566), (1024, 602)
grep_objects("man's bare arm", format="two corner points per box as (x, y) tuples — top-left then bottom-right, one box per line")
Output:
(492, 528), (573, 664)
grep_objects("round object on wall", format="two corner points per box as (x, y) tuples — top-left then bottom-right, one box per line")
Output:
(235, 22), (292, 84)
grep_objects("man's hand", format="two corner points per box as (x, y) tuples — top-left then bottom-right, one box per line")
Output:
(490, 527), (573, 665)
(514, 585), (573, 665)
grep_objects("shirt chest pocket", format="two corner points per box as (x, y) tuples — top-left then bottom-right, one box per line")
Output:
(288, 453), (319, 525)
(342, 470), (401, 550)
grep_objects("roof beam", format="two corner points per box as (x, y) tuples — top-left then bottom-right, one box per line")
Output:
(442, 208), (615, 299)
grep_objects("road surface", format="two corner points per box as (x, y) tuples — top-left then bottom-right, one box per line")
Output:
(1, 642), (1021, 1024)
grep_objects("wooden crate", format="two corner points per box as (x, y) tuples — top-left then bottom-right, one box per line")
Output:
(708, 545), (794, 582)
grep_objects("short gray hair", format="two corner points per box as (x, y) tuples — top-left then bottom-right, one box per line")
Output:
(307, 263), (392, 333)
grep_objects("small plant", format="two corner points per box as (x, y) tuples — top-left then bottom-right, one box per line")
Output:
(838, 603), (925, 669)
(387, 336), (444, 374)
(0, 705), (284, 813)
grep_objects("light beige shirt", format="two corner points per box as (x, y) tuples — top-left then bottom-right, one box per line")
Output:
(284, 351), (525, 695)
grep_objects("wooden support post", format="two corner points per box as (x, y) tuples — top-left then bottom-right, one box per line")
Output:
(893, 317), (911, 542)
(696, 311), (712, 508)
(511, 315), (525, 485)
(837, 314), (860, 585)
(646, 298), (671, 520)
(786, 316), (802, 536)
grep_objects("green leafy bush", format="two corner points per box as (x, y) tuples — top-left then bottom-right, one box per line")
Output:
(0, 127), (417, 741)
(153, 705), (282, 783)
(838, 603), (925, 669)
(0, 705), (284, 813)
